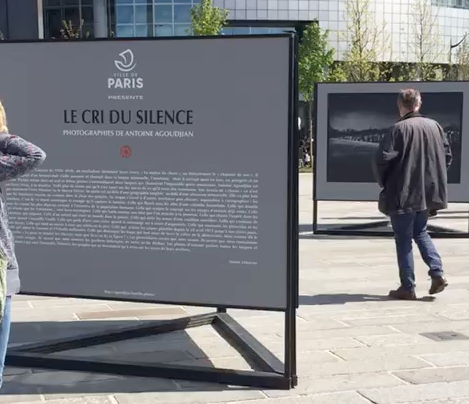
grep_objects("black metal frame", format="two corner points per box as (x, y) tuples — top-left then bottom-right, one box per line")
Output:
(225, 20), (313, 41)
(311, 82), (469, 239)
(2, 33), (299, 390)
(6, 310), (294, 389)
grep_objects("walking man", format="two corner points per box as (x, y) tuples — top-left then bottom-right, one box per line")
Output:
(373, 88), (452, 300)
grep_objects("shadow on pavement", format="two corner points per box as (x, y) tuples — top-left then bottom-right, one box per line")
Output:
(427, 215), (469, 220)
(299, 233), (390, 240)
(298, 223), (391, 239)
(320, 216), (386, 221)
(299, 294), (435, 305)
(3, 318), (258, 395)
(435, 210), (468, 215)
(315, 210), (468, 222)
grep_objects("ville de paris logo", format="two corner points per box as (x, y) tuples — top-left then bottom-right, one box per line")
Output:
(114, 49), (137, 72)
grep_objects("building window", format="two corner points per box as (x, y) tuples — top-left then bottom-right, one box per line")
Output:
(174, 24), (191, 35)
(174, 5), (191, 22)
(109, 0), (199, 37)
(44, 0), (297, 39)
(44, 0), (95, 38)
(221, 26), (295, 35)
(135, 5), (153, 23)
(116, 5), (134, 23)
(154, 5), (173, 23)
(154, 24), (173, 35)
(431, 0), (469, 9)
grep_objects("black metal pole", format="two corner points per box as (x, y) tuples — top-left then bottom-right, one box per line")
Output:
(292, 31), (299, 383)
(284, 32), (298, 387)
(312, 84), (319, 234)
(293, 29), (300, 310)
(312, 199), (318, 233)
(5, 0), (10, 39)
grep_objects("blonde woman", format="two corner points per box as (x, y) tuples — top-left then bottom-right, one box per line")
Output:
(0, 100), (46, 389)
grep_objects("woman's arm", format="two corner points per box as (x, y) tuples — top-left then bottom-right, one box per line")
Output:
(0, 134), (46, 182)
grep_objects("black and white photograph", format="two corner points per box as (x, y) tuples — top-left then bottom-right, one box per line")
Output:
(326, 92), (463, 184)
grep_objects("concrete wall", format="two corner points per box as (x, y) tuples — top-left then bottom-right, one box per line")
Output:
(0, 0), (39, 40)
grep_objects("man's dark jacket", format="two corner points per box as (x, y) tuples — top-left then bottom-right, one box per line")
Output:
(372, 112), (452, 216)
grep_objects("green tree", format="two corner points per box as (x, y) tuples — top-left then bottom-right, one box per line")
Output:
(387, 63), (418, 82)
(340, 0), (390, 82)
(298, 22), (335, 169)
(410, 0), (443, 80)
(327, 62), (348, 82)
(189, 0), (229, 36)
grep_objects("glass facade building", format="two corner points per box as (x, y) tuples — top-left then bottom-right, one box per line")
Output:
(44, 0), (95, 38)
(432, 0), (469, 9)
(42, 0), (297, 39)
(313, 0), (469, 63)
(112, 0), (195, 38)
(40, 0), (469, 64)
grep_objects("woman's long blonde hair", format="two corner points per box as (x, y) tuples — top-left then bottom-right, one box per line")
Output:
(0, 100), (8, 134)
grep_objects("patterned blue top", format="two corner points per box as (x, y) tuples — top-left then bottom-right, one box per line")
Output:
(0, 134), (46, 296)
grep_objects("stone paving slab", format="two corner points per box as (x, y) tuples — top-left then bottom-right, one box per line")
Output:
(393, 366), (469, 384)
(1, 397), (114, 404)
(359, 380), (469, 403)
(198, 393), (373, 404)
(2, 173), (469, 403)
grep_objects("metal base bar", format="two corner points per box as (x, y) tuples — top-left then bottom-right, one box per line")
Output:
(12, 312), (216, 354)
(328, 220), (390, 231)
(314, 220), (469, 239)
(214, 313), (284, 374)
(6, 312), (293, 390)
(427, 223), (463, 234)
(6, 352), (289, 389)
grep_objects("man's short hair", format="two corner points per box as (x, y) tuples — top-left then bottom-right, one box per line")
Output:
(398, 88), (422, 110)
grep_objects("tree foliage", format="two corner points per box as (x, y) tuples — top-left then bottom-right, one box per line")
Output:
(189, 0), (228, 36)
(298, 23), (335, 169)
(338, 0), (390, 82)
(455, 39), (469, 80)
(387, 63), (419, 82)
(55, 20), (114, 39)
(60, 20), (90, 39)
(410, 0), (443, 80)
(298, 23), (335, 104)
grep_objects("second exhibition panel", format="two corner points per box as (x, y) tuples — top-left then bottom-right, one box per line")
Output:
(314, 81), (469, 203)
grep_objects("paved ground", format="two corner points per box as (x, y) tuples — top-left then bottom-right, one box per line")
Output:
(3, 173), (469, 404)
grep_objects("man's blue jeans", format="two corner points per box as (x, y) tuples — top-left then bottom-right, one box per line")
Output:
(0, 297), (12, 390)
(390, 211), (444, 291)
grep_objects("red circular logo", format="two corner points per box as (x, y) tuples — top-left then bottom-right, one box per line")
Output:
(120, 145), (132, 158)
